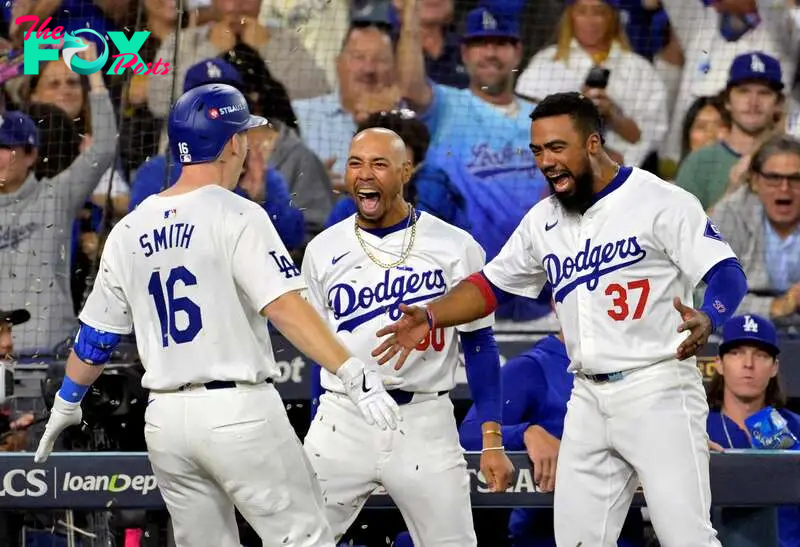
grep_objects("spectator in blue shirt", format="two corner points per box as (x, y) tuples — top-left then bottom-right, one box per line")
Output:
(458, 333), (645, 547)
(129, 58), (305, 251)
(325, 109), (469, 231)
(706, 314), (800, 547)
(395, 3), (552, 321)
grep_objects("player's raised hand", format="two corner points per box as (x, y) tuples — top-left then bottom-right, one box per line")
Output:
(674, 297), (712, 361)
(372, 304), (430, 370)
(336, 357), (402, 430)
(34, 395), (83, 463)
(481, 449), (514, 493)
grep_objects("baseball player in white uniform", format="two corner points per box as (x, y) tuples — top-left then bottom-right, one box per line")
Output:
(302, 128), (514, 545)
(33, 84), (401, 547)
(373, 92), (750, 547)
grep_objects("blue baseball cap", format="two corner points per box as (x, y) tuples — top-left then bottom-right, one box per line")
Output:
(183, 58), (244, 93)
(720, 314), (780, 357)
(727, 52), (783, 91)
(462, 7), (520, 42)
(0, 111), (38, 149)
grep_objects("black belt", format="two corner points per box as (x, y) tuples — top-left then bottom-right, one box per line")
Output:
(387, 389), (448, 405)
(177, 378), (273, 392)
(581, 371), (627, 383)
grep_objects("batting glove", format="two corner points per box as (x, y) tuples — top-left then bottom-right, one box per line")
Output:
(336, 357), (402, 431)
(34, 394), (82, 463)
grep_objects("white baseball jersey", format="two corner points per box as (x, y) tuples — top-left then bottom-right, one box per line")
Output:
(302, 212), (493, 393)
(483, 166), (738, 375)
(79, 185), (305, 390)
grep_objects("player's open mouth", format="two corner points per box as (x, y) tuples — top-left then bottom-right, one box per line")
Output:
(548, 173), (573, 193)
(357, 189), (381, 215)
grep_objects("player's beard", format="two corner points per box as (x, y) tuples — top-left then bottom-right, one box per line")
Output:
(548, 157), (595, 214)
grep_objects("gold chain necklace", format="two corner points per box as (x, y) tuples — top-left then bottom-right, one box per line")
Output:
(354, 206), (417, 269)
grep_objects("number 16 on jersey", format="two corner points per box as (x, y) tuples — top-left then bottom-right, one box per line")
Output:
(148, 266), (204, 347)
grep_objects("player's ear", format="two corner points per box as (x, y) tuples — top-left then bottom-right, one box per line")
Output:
(401, 160), (413, 184)
(586, 132), (601, 155)
(714, 356), (723, 375)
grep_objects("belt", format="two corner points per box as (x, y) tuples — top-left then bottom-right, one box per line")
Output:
(175, 378), (273, 392)
(580, 371), (627, 383)
(387, 389), (448, 405)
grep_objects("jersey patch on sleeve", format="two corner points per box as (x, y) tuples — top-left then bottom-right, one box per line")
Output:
(704, 218), (724, 242)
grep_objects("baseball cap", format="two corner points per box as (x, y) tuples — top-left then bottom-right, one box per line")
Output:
(727, 52), (783, 91)
(184, 58), (244, 93)
(462, 7), (520, 43)
(719, 314), (780, 357)
(0, 111), (38, 149)
(0, 309), (30, 326)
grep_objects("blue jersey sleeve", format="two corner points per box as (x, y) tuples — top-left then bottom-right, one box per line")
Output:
(460, 328), (502, 425)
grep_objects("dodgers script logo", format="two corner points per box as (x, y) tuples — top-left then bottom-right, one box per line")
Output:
(467, 142), (538, 179)
(546, 236), (647, 303)
(328, 268), (447, 332)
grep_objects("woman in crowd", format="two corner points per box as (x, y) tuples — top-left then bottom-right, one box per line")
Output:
(680, 94), (729, 166)
(26, 59), (130, 219)
(514, 0), (668, 170)
(660, 94), (729, 179)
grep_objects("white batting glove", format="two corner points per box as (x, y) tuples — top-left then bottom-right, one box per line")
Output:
(336, 357), (402, 431)
(34, 394), (82, 463)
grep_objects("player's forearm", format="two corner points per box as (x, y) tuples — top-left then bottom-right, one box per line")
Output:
(427, 280), (491, 329)
(65, 351), (106, 386)
(56, 351), (105, 404)
(461, 328), (503, 445)
(264, 291), (351, 373)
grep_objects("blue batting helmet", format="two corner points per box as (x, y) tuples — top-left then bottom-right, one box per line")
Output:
(168, 83), (268, 165)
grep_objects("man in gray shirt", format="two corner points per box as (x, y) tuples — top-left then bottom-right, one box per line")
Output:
(0, 73), (117, 355)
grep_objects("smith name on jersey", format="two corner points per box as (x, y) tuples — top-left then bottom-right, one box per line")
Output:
(483, 166), (737, 375)
(302, 212), (493, 394)
(79, 186), (306, 391)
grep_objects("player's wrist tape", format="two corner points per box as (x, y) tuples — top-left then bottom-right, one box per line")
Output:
(58, 376), (90, 404)
(481, 446), (505, 453)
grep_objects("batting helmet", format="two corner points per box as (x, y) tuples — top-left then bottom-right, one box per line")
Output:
(168, 83), (268, 165)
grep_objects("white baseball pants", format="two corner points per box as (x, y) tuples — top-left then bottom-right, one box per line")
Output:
(144, 381), (335, 547)
(553, 359), (722, 547)
(304, 391), (476, 546)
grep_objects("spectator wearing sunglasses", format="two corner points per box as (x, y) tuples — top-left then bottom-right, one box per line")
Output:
(710, 134), (800, 321)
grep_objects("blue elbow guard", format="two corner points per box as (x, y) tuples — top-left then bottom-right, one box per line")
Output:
(73, 323), (122, 365)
